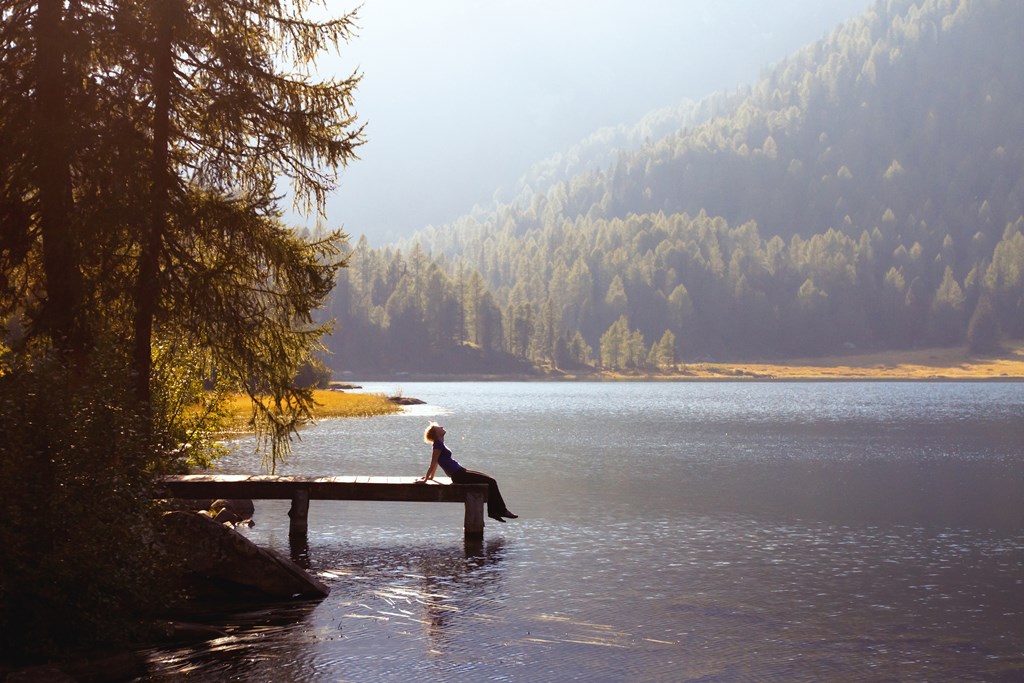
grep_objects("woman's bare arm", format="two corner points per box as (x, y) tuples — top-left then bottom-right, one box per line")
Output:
(418, 447), (441, 482)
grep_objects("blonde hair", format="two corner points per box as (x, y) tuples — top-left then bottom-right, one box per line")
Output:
(424, 422), (442, 444)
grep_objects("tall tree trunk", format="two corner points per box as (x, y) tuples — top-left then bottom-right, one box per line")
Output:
(34, 0), (84, 353)
(133, 1), (173, 414)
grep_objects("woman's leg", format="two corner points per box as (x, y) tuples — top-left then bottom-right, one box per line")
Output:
(452, 469), (511, 518)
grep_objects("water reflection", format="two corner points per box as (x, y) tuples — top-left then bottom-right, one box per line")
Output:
(141, 600), (321, 681)
(321, 539), (507, 651)
(380, 539), (506, 654)
(289, 528), (310, 568)
(142, 539), (509, 681)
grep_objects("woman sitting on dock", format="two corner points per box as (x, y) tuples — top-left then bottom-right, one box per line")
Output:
(418, 422), (518, 523)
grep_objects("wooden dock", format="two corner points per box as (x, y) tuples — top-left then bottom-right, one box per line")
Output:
(158, 474), (490, 538)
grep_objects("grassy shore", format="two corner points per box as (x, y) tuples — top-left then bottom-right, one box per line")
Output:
(590, 341), (1024, 381)
(219, 389), (400, 428)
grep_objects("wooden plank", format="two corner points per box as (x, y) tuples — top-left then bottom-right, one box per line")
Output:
(179, 473), (249, 483)
(158, 475), (487, 504)
(318, 475), (352, 484)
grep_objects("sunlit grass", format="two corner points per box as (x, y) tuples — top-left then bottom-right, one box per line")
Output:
(718, 341), (1024, 380)
(310, 389), (402, 418)
(591, 341), (1024, 380)
(217, 389), (399, 431)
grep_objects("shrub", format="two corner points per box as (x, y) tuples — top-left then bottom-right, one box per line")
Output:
(0, 350), (177, 660)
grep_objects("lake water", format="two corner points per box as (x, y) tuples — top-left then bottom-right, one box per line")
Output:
(141, 382), (1024, 682)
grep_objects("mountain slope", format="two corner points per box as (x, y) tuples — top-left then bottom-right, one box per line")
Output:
(429, 0), (1024, 251)
(596, 0), (1024, 247)
(326, 0), (1024, 373)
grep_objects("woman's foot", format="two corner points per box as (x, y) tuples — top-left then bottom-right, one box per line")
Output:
(501, 511), (518, 519)
(488, 515), (507, 523)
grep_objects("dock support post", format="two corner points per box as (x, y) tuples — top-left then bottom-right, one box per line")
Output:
(288, 488), (310, 534)
(464, 489), (485, 539)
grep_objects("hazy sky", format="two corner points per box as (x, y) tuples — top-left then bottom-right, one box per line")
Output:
(305, 0), (872, 244)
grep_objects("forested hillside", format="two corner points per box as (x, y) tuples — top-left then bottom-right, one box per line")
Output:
(499, 91), (747, 206)
(324, 0), (1024, 375)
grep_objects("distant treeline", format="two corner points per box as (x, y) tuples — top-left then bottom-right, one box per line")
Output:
(324, 0), (1024, 374)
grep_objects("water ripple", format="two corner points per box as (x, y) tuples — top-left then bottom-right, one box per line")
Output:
(143, 382), (1024, 681)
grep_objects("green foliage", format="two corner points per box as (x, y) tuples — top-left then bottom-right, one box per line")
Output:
(599, 316), (646, 371)
(649, 330), (678, 370)
(163, 194), (345, 472)
(2, 0), (359, 456)
(151, 337), (230, 471)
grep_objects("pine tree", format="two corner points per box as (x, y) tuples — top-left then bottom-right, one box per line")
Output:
(651, 330), (678, 370)
(967, 295), (1000, 354)
(599, 316), (626, 370)
(1, 1), (366, 652)
(2, 0), (364, 468)
(930, 266), (965, 345)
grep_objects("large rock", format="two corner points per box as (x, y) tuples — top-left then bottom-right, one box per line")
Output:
(162, 511), (328, 599)
(388, 395), (425, 405)
(210, 498), (255, 526)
